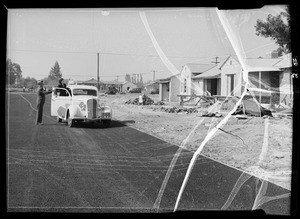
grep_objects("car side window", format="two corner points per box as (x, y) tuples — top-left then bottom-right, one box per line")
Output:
(54, 88), (70, 97)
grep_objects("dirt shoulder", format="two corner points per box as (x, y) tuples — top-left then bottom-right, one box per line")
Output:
(101, 93), (292, 191)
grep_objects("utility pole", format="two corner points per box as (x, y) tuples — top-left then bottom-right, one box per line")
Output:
(152, 70), (156, 82)
(97, 52), (100, 91)
(211, 56), (220, 64)
(116, 75), (119, 81)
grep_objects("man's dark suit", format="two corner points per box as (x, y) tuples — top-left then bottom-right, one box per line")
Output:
(36, 87), (52, 124)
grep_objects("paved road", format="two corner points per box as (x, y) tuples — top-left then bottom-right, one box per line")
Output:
(7, 93), (290, 214)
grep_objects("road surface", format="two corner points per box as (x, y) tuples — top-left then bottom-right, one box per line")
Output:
(6, 93), (290, 214)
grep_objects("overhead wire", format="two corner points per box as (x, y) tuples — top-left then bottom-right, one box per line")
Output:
(9, 48), (223, 59)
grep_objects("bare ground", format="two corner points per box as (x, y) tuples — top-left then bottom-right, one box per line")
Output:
(101, 93), (292, 190)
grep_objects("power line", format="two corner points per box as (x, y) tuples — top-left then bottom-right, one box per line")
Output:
(9, 48), (220, 59)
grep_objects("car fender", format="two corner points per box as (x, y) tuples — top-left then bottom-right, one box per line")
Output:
(67, 105), (79, 119)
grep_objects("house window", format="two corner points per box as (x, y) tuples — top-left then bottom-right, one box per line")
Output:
(184, 78), (187, 93)
(230, 60), (232, 65)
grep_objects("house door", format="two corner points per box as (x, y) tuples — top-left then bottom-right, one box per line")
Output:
(205, 79), (218, 95)
(210, 79), (218, 95)
(162, 83), (170, 101)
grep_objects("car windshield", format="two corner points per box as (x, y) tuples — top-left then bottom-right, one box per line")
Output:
(72, 89), (97, 96)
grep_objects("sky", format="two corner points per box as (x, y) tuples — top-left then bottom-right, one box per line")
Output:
(6, 6), (286, 82)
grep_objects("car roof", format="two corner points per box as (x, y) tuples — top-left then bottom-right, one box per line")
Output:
(68, 85), (98, 90)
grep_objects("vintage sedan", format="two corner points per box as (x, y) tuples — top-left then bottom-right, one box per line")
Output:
(51, 85), (112, 127)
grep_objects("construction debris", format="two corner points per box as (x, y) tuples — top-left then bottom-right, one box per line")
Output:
(235, 115), (249, 120)
(125, 93), (294, 120)
(232, 97), (273, 117)
(125, 94), (155, 105)
(158, 106), (199, 114)
(154, 101), (165, 105)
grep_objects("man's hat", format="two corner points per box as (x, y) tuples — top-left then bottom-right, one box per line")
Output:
(37, 80), (44, 85)
(59, 78), (64, 82)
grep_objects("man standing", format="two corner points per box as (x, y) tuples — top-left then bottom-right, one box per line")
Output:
(57, 78), (68, 96)
(36, 80), (52, 125)
(58, 78), (67, 89)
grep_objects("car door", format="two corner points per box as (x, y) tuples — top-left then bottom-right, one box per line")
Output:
(51, 88), (72, 118)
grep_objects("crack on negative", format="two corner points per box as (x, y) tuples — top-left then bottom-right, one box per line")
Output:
(218, 128), (248, 148)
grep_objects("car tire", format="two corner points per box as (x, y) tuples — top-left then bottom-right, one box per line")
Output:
(68, 118), (75, 127)
(102, 120), (111, 128)
(57, 116), (62, 123)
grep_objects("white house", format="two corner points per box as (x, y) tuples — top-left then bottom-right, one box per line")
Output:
(179, 63), (216, 96)
(158, 74), (181, 102)
(157, 53), (293, 107)
(219, 56), (243, 97)
(121, 81), (137, 92)
(220, 53), (293, 107)
(179, 58), (232, 97)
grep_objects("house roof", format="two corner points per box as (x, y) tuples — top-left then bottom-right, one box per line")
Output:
(217, 55), (238, 69)
(244, 53), (292, 72)
(244, 58), (282, 69)
(219, 54), (292, 72)
(192, 56), (229, 79)
(185, 63), (216, 74)
(82, 78), (98, 84)
(193, 66), (221, 79)
(144, 81), (159, 87)
(157, 73), (181, 83)
(273, 53), (292, 68)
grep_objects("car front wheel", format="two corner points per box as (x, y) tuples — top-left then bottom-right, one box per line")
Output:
(68, 118), (75, 127)
(57, 116), (62, 123)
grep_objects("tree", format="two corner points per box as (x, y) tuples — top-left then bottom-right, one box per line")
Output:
(255, 7), (291, 56)
(22, 76), (37, 88)
(48, 61), (62, 80)
(107, 85), (118, 95)
(6, 59), (22, 85)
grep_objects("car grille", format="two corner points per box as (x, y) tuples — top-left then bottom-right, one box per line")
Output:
(87, 99), (97, 119)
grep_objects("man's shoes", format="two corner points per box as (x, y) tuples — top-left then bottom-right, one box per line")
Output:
(36, 122), (43, 125)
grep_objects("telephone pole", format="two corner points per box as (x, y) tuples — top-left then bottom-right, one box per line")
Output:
(211, 56), (220, 64)
(97, 52), (100, 91)
(152, 70), (156, 82)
